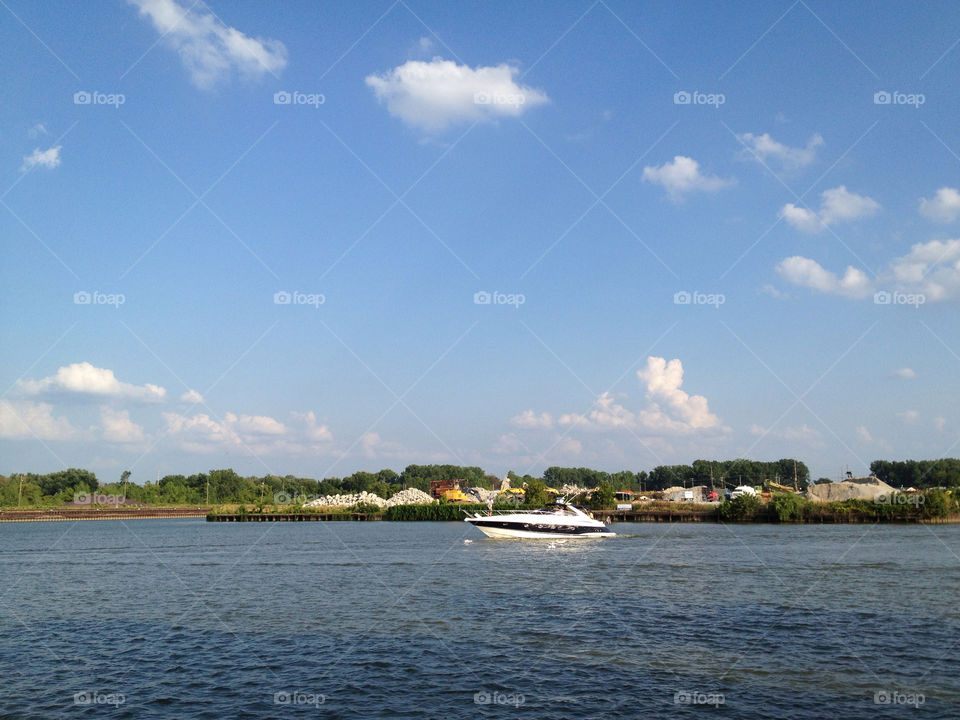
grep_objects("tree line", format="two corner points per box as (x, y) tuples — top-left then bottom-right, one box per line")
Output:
(2, 458), (957, 507)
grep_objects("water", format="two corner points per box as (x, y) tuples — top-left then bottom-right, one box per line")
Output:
(1, 519), (957, 718)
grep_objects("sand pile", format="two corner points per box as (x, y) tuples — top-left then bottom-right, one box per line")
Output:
(806, 476), (897, 503)
(302, 488), (435, 509)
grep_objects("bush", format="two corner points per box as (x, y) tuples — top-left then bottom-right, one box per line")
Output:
(719, 494), (761, 522)
(350, 502), (384, 515)
(770, 493), (808, 522)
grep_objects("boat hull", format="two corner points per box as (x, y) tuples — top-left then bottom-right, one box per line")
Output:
(465, 519), (614, 539)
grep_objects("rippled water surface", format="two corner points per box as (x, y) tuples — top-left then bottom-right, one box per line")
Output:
(1, 519), (958, 718)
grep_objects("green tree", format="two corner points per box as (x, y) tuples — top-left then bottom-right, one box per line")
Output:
(719, 494), (761, 522)
(523, 478), (548, 508)
(589, 480), (615, 510)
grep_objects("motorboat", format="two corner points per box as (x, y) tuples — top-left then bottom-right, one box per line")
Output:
(463, 499), (615, 539)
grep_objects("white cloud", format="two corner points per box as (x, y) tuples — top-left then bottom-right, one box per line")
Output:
(20, 145), (61, 172)
(492, 433), (526, 455)
(896, 410), (919, 424)
(919, 187), (960, 223)
(510, 358), (723, 440)
(161, 409), (330, 454)
(856, 425), (873, 443)
(290, 411), (332, 443)
(642, 156), (734, 198)
(934, 417), (946, 432)
(636, 357), (722, 433)
(100, 407), (146, 443)
(781, 185), (880, 233)
(28, 123), (47, 138)
(887, 238), (960, 301)
(0, 400), (77, 440)
(128, 0), (287, 89)
(17, 362), (166, 403)
(894, 368), (915, 379)
(365, 57), (548, 132)
(760, 284), (788, 299)
(180, 389), (204, 403)
(775, 256), (872, 298)
(556, 437), (582, 456)
(509, 409), (554, 429)
(559, 392), (635, 429)
(737, 132), (823, 169)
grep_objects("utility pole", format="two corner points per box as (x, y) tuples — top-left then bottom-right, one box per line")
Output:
(206, 476), (210, 505)
(17, 474), (23, 508)
(793, 460), (798, 492)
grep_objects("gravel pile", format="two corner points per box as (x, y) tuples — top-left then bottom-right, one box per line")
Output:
(302, 487), (436, 509)
(807, 476), (897, 502)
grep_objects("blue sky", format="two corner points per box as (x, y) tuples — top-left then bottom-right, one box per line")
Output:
(2, 0), (959, 485)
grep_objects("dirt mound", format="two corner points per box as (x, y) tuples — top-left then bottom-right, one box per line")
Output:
(806, 476), (897, 502)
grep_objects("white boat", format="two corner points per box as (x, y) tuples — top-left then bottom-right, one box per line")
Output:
(463, 500), (615, 539)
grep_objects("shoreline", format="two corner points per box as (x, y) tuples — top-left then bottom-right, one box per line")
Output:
(0, 507), (211, 523)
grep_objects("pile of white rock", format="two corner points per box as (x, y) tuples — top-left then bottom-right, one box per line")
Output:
(301, 487), (435, 509)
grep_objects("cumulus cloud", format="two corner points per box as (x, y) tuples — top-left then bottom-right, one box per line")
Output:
(0, 400), (77, 440)
(509, 410), (554, 429)
(17, 362), (166, 403)
(128, 0), (287, 89)
(556, 437), (582, 456)
(887, 238), (960, 301)
(180, 389), (204, 403)
(856, 425), (873, 443)
(894, 368), (915, 379)
(781, 185), (880, 233)
(919, 187), (960, 223)
(896, 410), (919, 424)
(161, 409), (330, 455)
(642, 156), (734, 198)
(365, 57), (548, 132)
(28, 123), (47, 138)
(737, 132), (823, 169)
(559, 392), (635, 429)
(636, 357), (722, 433)
(291, 411), (333, 443)
(775, 256), (872, 297)
(934, 417), (946, 432)
(20, 145), (61, 172)
(100, 407), (146, 443)
(511, 358), (723, 439)
(492, 432), (526, 455)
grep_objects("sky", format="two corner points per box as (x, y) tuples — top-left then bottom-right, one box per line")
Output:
(1, 0), (959, 486)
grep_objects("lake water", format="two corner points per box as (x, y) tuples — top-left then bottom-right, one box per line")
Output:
(0, 519), (957, 718)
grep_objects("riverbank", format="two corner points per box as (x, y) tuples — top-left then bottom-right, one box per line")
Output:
(0, 507), (210, 522)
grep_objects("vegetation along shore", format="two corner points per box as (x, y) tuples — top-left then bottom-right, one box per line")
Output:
(2, 459), (958, 524)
